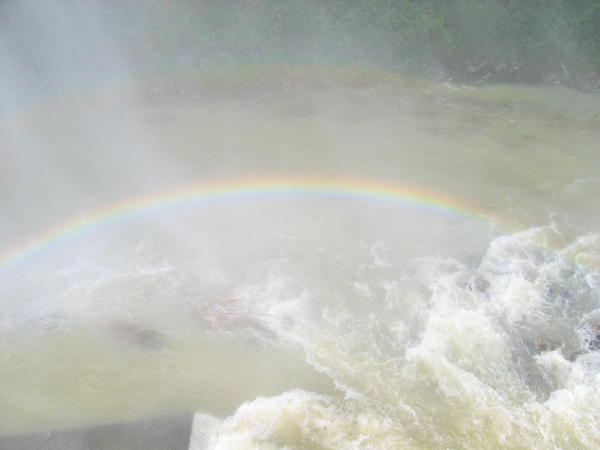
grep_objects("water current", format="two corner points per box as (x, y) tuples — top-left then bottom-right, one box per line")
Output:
(2, 77), (600, 449)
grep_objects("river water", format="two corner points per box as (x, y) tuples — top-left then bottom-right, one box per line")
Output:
(2, 70), (600, 449)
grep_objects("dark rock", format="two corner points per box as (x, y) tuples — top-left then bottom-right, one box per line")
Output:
(455, 62), (532, 85)
(109, 320), (170, 350)
(535, 336), (562, 353)
(451, 60), (600, 93)
(460, 62), (497, 83)
(586, 322), (600, 351)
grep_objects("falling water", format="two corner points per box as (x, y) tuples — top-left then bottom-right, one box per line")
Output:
(1, 1), (600, 449)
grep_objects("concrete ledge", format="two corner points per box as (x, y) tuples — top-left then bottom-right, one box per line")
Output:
(189, 414), (222, 450)
(0, 414), (194, 450)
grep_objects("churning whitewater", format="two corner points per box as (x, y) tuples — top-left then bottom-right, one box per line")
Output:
(2, 191), (600, 448)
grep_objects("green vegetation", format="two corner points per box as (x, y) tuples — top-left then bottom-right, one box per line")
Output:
(106, 1), (600, 89)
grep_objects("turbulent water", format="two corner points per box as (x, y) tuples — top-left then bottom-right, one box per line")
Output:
(2, 77), (600, 449)
(2, 4), (600, 445)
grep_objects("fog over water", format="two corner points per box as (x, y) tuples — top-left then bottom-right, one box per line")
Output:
(1, 1), (600, 449)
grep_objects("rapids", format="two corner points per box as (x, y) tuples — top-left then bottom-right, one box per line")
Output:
(2, 79), (600, 449)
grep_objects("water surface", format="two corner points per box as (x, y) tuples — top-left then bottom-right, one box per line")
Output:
(2, 76), (600, 449)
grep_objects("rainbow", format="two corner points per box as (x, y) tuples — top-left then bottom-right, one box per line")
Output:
(0, 176), (500, 273)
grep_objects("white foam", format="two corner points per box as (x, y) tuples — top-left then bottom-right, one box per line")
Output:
(212, 390), (412, 449)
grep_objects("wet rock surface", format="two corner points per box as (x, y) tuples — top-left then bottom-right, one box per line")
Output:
(452, 61), (600, 92)
(581, 321), (600, 351)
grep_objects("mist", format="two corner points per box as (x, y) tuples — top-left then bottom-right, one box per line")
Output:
(1, 0), (194, 244)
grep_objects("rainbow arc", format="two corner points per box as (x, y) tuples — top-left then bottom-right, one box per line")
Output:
(0, 176), (501, 272)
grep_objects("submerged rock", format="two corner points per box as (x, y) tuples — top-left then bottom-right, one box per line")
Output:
(109, 320), (169, 350)
(534, 336), (562, 354)
(581, 321), (600, 351)
(455, 62), (530, 85)
(197, 294), (283, 345)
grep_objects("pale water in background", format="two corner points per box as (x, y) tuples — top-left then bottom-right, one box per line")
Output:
(1, 2), (600, 449)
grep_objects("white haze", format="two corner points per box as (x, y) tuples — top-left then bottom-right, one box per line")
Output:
(0, 0), (194, 244)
